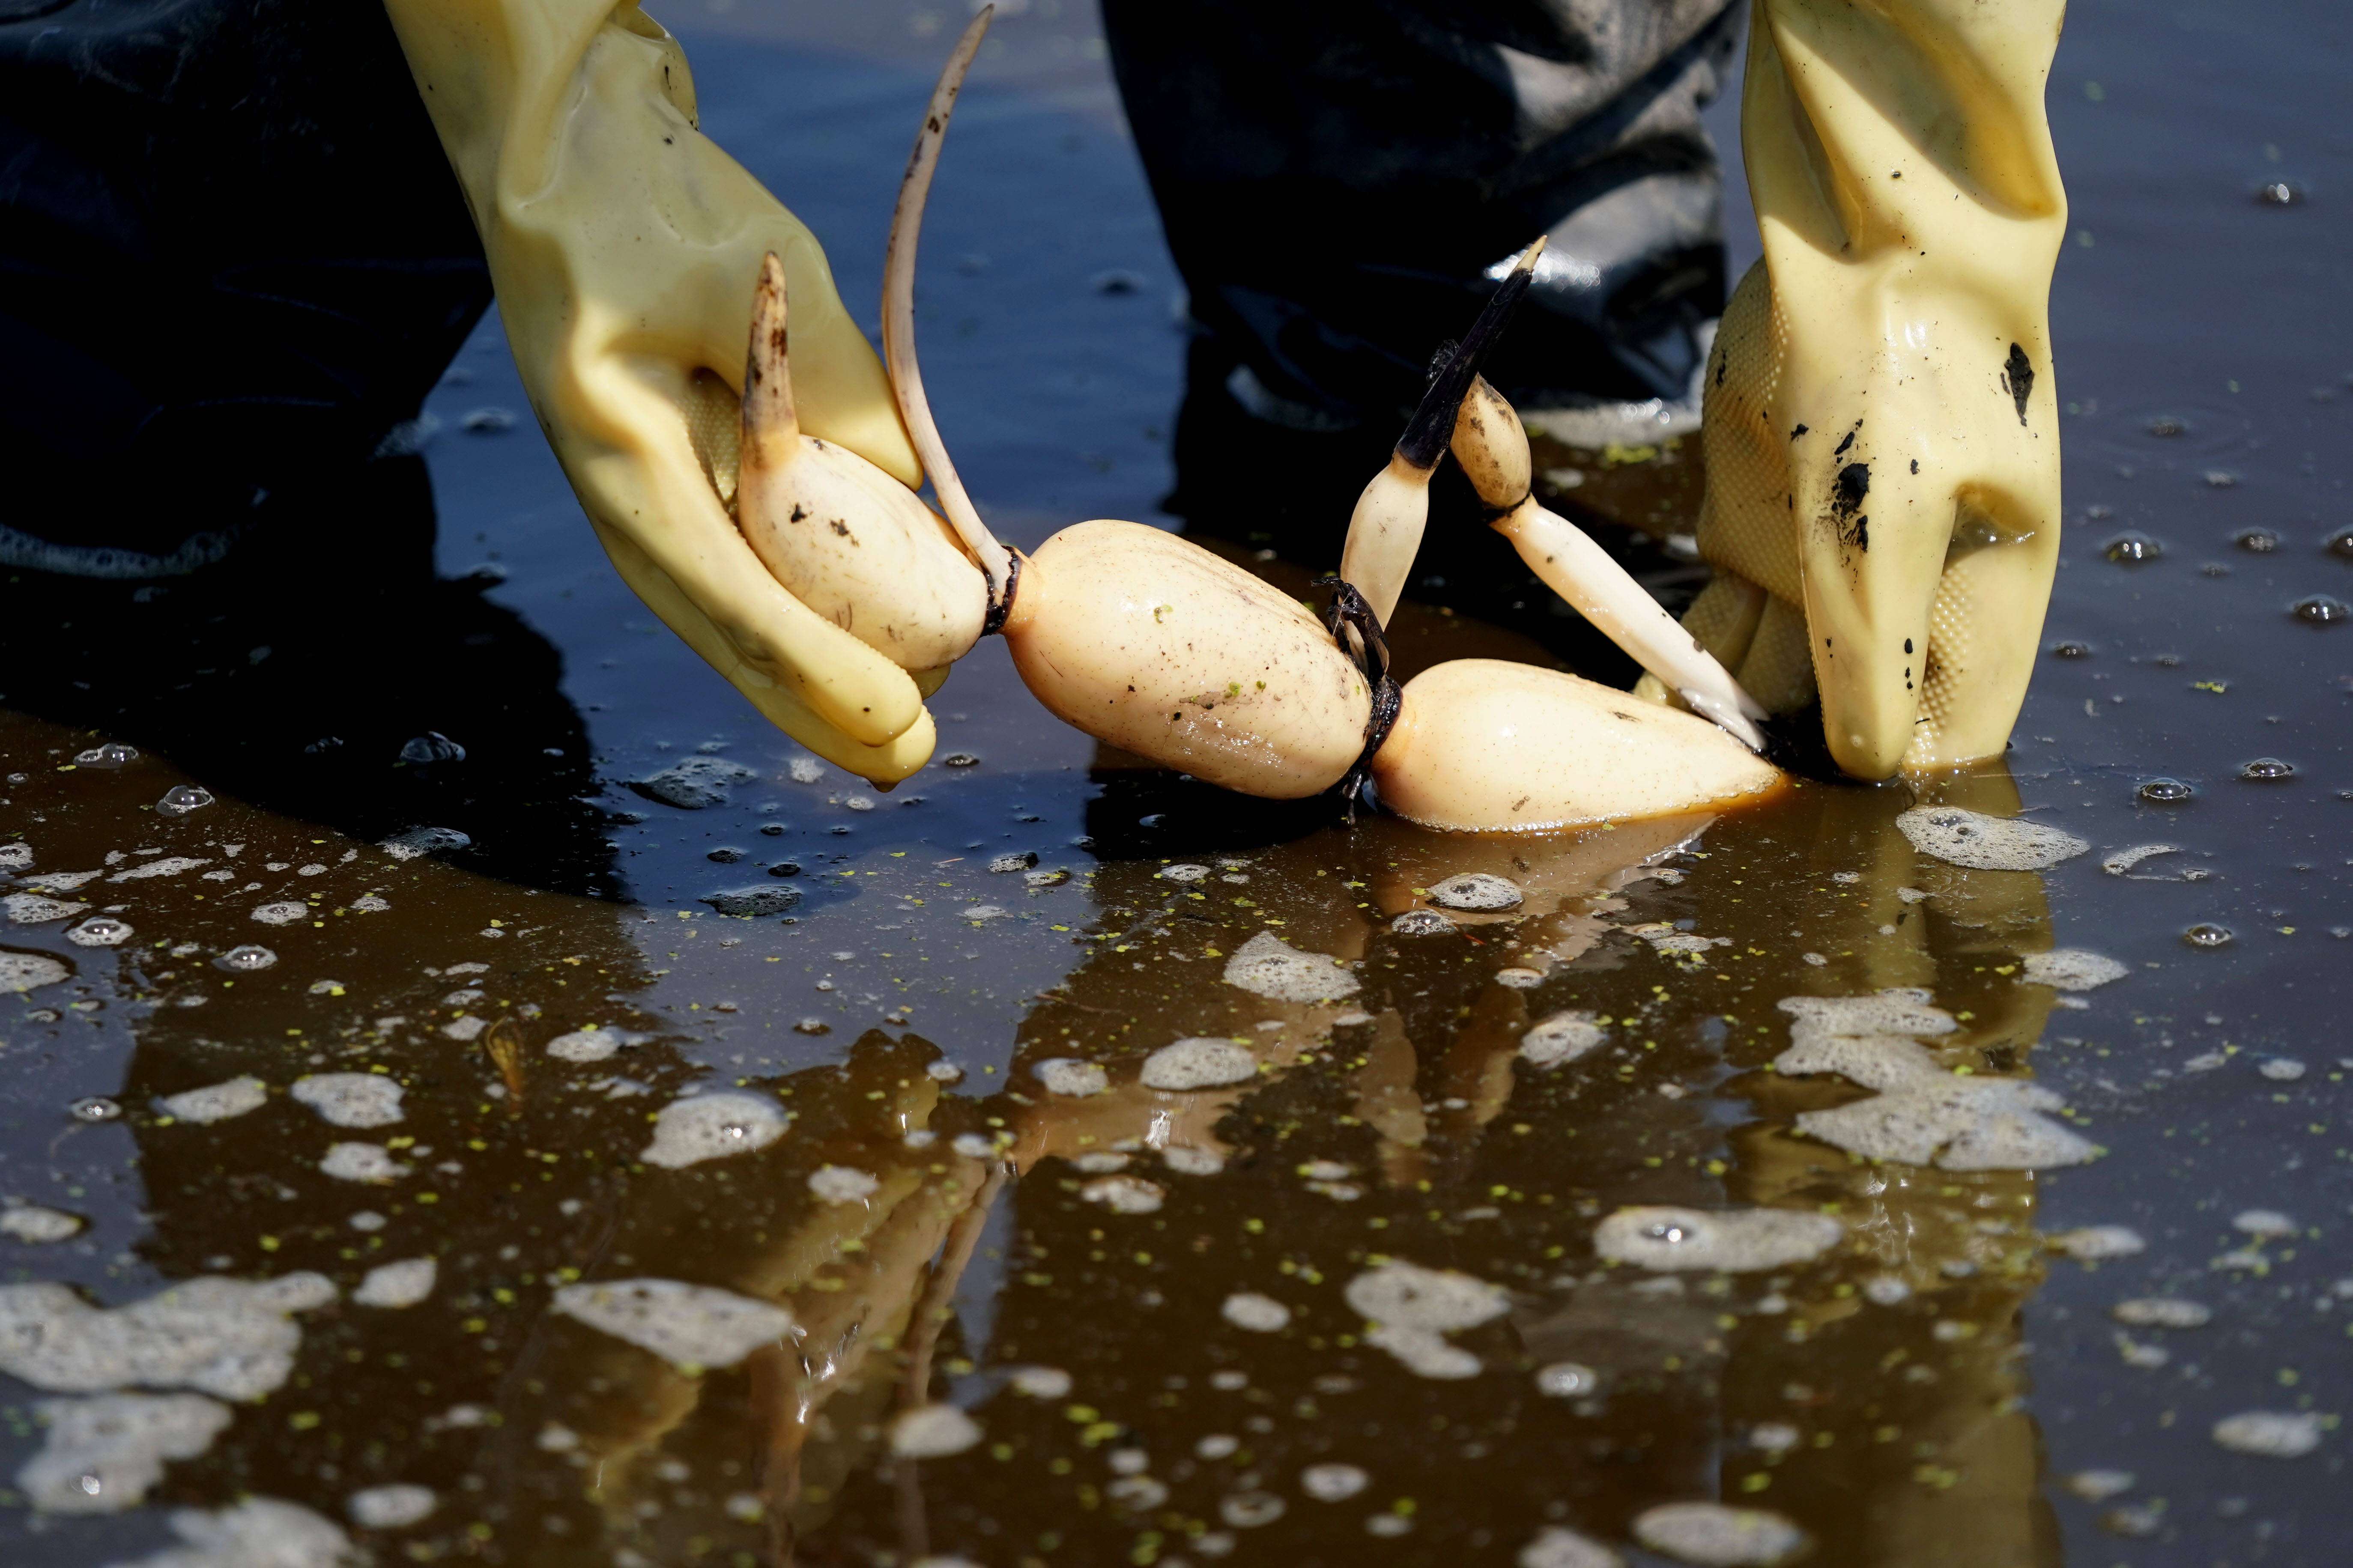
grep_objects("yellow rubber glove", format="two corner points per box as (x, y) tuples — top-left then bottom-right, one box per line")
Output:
(1648, 0), (2067, 779)
(382, 0), (937, 782)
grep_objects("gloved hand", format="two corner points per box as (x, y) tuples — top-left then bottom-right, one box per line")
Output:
(382, 0), (937, 782)
(1642, 0), (2067, 779)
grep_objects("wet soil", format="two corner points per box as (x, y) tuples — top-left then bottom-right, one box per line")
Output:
(1, 2), (2347, 1565)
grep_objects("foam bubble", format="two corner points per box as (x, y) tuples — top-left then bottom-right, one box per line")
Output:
(4, 894), (90, 925)
(891, 1403), (983, 1458)
(546, 1028), (621, 1063)
(1595, 1207), (1843, 1273)
(1634, 1502), (1808, 1566)
(1141, 1038), (1257, 1090)
(1300, 1463), (1369, 1501)
(640, 1092), (789, 1169)
(1520, 1011), (1606, 1068)
(1427, 873), (1522, 911)
(290, 1074), (403, 1130)
(1390, 909), (1456, 937)
(2049, 1226), (2145, 1261)
(346, 1484), (437, 1529)
(0, 951), (70, 992)
(809, 1166), (879, 1205)
(1896, 807), (2088, 871)
(1032, 1059), (1108, 1098)
(2111, 1299), (2210, 1329)
(1795, 1077), (2095, 1171)
(1779, 991), (1956, 1042)
(2258, 1057), (2305, 1081)
(1520, 1526), (1621, 1568)
(0, 1273), (335, 1398)
(1344, 1260), (1508, 1379)
(1159, 864), (1210, 884)
(1163, 1145), (1226, 1176)
(2063, 1469), (2135, 1502)
(2210, 1410), (2323, 1458)
(1221, 1293), (1291, 1333)
(1774, 1033), (1941, 1091)
(352, 1259), (437, 1310)
(251, 902), (310, 927)
(551, 1278), (791, 1371)
(2232, 1209), (2296, 1238)
(1009, 1365), (1072, 1398)
(2022, 950), (2130, 991)
(157, 1077), (268, 1125)
(1535, 1361), (1598, 1398)
(0, 1205), (83, 1243)
(110, 1496), (354, 1568)
(108, 856), (209, 883)
(17, 1392), (231, 1514)
(1219, 1491), (1286, 1527)
(320, 1143), (409, 1183)
(1495, 967), (1547, 990)
(1081, 1175), (1165, 1214)
(1221, 931), (1359, 1002)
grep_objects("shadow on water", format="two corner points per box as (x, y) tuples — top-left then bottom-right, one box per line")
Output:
(1, 0), (2350, 1565)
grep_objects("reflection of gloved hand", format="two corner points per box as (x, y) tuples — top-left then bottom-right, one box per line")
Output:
(382, 0), (935, 781)
(1642, 0), (2067, 779)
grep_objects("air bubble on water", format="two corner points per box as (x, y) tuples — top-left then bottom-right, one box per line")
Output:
(1141, 1038), (1257, 1091)
(1495, 966), (1546, 989)
(2234, 528), (2280, 554)
(1219, 1491), (1287, 1529)
(352, 1259), (437, 1310)
(2259, 1057), (2306, 1081)
(2145, 415), (2184, 437)
(2325, 528), (2353, 560)
(1163, 1145), (1225, 1176)
(14, 1392), (233, 1514)
(941, 752), (981, 769)
(1597, 1207), (1842, 1273)
(1535, 1361), (1599, 1398)
(2232, 1208), (2295, 1238)
(2020, 949), (2130, 991)
(1222, 931), (1359, 1002)
(1517, 1011), (1606, 1069)
(1389, 909), (1457, 936)
(639, 1092), (789, 1169)
(1633, 1501), (1809, 1567)
(346, 1483), (437, 1529)
(547, 1027), (621, 1063)
(2050, 1226), (2144, 1261)
(397, 733), (466, 766)
(1426, 873), (1522, 911)
(2201, 469), (2238, 488)
(1344, 1260), (1508, 1379)
(1032, 1058), (1108, 1097)
(2063, 1469), (2136, 1502)
(1009, 1365), (1072, 1398)
(891, 1403), (983, 1458)
(2210, 1411), (2323, 1458)
(1158, 863), (1210, 883)
(2112, 1299), (2211, 1328)
(2291, 594), (2348, 625)
(155, 785), (214, 817)
(68, 1097), (121, 1123)
(291, 1073), (403, 1129)
(1895, 807), (2087, 871)
(2182, 923), (2234, 949)
(551, 1277), (792, 1371)
(1300, 1464), (1369, 1502)
(0, 1205), (84, 1243)
(990, 852), (1038, 873)
(2239, 757), (2296, 781)
(65, 918), (131, 948)
(1862, 1276), (1912, 1306)
(2049, 641), (2091, 658)
(73, 743), (139, 767)
(926, 1060), (964, 1084)
(2102, 532), (2162, 563)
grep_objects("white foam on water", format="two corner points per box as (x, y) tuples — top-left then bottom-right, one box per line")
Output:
(1796, 1076), (2096, 1171)
(4, 895), (90, 924)
(1164, 1145), (1226, 1176)
(2259, 1058), (2306, 1081)
(352, 1259), (437, 1310)
(2022, 949), (2130, 991)
(1535, 1362), (1598, 1398)
(2049, 1226), (2145, 1261)
(546, 1028), (620, 1063)
(0, 1273), (335, 1398)
(550, 1279), (791, 1371)
(2210, 1411), (2323, 1458)
(2111, 1298), (2210, 1328)
(1073, 1152), (1129, 1173)
(1427, 873), (1523, 911)
(1221, 931), (1360, 1002)
(1219, 1491), (1286, 1527)
(788, 756), (825, 784)
(891, 1403), (983, 1458)
(17, 1392), (231, 1513)
(24, 870), (103, 892)
(1519, 1526), (1621, 1568)
(1220, 1293), (1291, 1333)
(1390, 909), (1456, 936)
(320, 1144), (409, 1183)
(1780, 991), (1956, 1041)
(1633, 1502), (1809, 1566)
(1520, 1011), (1606, 1068)
(640, 1092), (788, 1169)
(290, 1074), (403, 1130)
(109, 1496), (358, 1568)
(2232, 1209), (2296, 1238)
(808, 1166), (879, 1205)
(1009, 1365), (1072, 1398)
(1141, 1038), (1257, 1090)
(1299, 1463), (1368, 1501)
(2063, 1469), (2135, 1502)
(1081, 1176), (1165, 1215)
(1344, 1260), (1508, 1379)
(251, 902), (311, 927)
(1595, 1207), (1842, 1273)
(1032, 1058), (1108, 1097)
(346, 1484), (437, 1529)
(156, 1077), (268, 1125)
(1158, 864), (1210, 883)
(1895, 807), (2088, 871)
(0, 952), (70, 992)
(0, 1206), (82, 1243)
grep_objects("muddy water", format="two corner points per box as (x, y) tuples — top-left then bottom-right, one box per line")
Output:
(2, 1), (2349, 1565)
